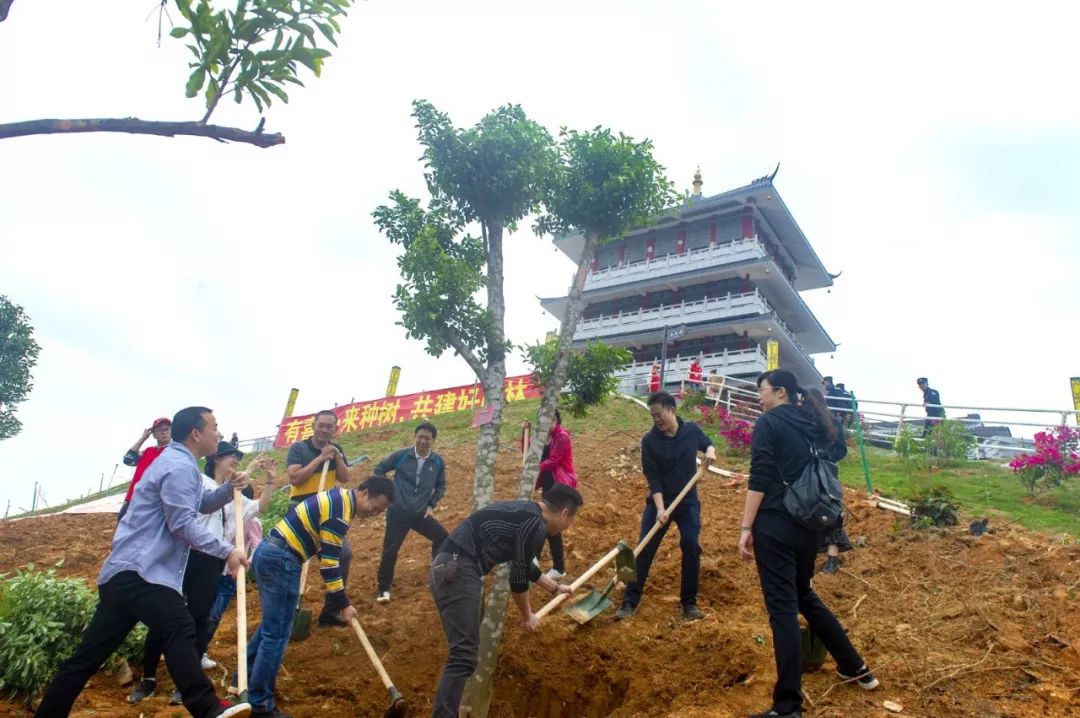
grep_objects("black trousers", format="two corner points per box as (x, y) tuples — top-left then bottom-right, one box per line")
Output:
(537, 473), (565, 573)
(35, 571), (225, 718)
(623, 500), (701, 607)
(291, 497), (352, 615)
(142, 550), (224, 678)
(753, 510), (866, 714)
(377, 508), (449, 593)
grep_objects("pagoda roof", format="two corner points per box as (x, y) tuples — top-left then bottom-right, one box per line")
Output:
(552, 174), (836, 290)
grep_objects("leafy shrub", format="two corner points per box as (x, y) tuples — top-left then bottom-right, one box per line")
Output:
(524, 339), (632, 418)
(699, 405), (753, 456)
(907, 486), (959, 528)
(1010, 425), (1080, 495)
(261, 486), (292, 534)
(894, 420), (974, 470)
(678, 387), (707, 411)
(0, 563), (145, 703)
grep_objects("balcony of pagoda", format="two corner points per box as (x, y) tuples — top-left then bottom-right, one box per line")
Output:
(614, 346), (768, 393)
(574, 290), (771, 342)
(584, 237), (770, 292)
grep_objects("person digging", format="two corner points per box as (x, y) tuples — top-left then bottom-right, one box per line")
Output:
(617, 391), (716, 621)
(372, 421), (449, 604)
(429, 483), (583, 718)
(244, 476), (394, 718)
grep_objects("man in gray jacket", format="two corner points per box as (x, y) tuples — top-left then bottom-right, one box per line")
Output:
(373, 421), (449, 603)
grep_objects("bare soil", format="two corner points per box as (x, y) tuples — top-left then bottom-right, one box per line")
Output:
(2, 426), (1080, 717)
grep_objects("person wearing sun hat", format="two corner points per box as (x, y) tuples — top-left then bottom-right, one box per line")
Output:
(118, 416), (173, 522)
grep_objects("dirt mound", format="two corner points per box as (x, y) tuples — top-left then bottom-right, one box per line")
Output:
(2, 424), (1080, 717)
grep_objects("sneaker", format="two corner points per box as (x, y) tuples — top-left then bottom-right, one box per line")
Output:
(220, 702), (253, 718)
(748, 710), (802, 718)
(202, 653), (218, 670)
(681, 603), (705, 621)
(376, 591), (391, 604)
(317, 611), (348, 628)
(544, 568), (565, 581)
(821, 556), (842, 575)
(837, 665), (880, 691)
(127, 678), (156, 704)
(615, 602), (637, 620)
(170, 690), (182, 705)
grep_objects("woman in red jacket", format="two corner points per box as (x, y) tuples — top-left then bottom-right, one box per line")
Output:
(534, 410), (578, 579)
(648, 363), (661, 394)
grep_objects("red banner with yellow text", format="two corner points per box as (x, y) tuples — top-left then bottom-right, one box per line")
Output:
(274, 375), (540, 448)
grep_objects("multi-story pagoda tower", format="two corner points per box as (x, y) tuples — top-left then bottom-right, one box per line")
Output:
(540, 169), (837, 392)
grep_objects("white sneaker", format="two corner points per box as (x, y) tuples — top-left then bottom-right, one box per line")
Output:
(544, 568), (565, 581)
(201, 653), (217, 670)
(376, 591), (391, 604)
(220, 703), (252, 718)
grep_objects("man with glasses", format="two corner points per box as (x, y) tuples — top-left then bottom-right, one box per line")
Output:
(285, 409), (351, 628)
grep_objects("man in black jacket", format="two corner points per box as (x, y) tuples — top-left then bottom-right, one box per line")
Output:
(617, 392), (716, 621)
(917, 377), (945, 437)
(372, 421), (449, 603)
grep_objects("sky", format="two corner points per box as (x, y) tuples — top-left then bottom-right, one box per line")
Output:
(1, 0), (1078, 512)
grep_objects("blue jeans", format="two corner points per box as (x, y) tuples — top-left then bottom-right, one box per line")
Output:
(205, 575), (237, 647)
(246, 540), (301, 712)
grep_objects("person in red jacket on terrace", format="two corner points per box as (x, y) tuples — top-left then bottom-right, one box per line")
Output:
(533, 410), (578, 580)
(689, 354), (704, 385)
(118, 417), (172, 522)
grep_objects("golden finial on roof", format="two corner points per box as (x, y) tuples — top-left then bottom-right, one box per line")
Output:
(691, 166), (703, 197)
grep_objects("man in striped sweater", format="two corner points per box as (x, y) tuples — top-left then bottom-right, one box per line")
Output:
(429, 484), (584, 718)
(245, 477), (395, 718)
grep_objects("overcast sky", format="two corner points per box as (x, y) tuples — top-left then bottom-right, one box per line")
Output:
(2, 1), (1078, 512)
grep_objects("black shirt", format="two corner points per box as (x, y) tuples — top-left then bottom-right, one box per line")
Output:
(444, 500), (545, 593)
(923, 387), (945, 417)
(749, 405), (833, 514)
(641, 417), (713, 503)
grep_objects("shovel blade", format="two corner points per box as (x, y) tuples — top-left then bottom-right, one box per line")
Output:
(564, 585), (615, 624)
(614, 540), (636, 585)
(383, 688), (407, 718)
(291, 608), (312, 642)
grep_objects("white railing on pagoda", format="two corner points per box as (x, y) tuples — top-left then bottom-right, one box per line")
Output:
(615, 346), (768, 394)
(585, 236), (767, 291)
(576, 289), (771, 341)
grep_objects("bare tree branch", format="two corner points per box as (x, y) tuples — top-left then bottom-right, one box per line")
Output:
(446, 333), (487, 383)
(0, 117), (285, 148)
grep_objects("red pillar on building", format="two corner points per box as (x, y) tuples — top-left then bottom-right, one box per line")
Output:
(709, 221), (717, 247)
(676, 228), (686, 255)
(741, 209), (754, 239)
(646, 235), (656, 261)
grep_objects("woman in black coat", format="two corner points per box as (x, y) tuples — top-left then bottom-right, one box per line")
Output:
(737, 370), (879, 718)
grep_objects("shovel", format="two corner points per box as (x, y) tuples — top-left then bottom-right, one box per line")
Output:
(535, 539), (635, 622)
(564, 463), (709, 624)
(291, 460), (330, 642)
(233, 486), (249, 702)
(349, 617), (407, 717)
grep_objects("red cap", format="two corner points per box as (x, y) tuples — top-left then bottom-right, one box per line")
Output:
(151, 417), (172, 430)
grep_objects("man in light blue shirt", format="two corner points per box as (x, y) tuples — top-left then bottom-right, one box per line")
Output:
(36, 407), (252, 718)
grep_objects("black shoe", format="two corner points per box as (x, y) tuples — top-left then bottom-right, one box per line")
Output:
(837, 665), (880, 690)
(317, 611), (348, 628)
(127, 678), (156, 704)
(748, 710), (802, 718)
(251, 709), (292, 718)
(614, 601), (637, 620)
(821, 556), (841, 575)
(681, 603), (705, 621)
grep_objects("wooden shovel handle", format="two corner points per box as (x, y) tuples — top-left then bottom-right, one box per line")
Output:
(536, 544), (622, 620)
(634, 464), (708, 558)
(350, 617), (396, 691)
(233, 487), (248, 693)
(297, 460), (331, 598)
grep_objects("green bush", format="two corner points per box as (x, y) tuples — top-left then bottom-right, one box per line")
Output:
(907, 486), (960, 528)
(261, 486), (292, 534)
(678, 388), (707, 411)
(894, 420), (974, 470)
(0, 563), (145, 703)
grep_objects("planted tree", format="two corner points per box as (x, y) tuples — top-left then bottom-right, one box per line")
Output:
(461, 128), (674, 717)
(0, 296), (41, 441)
(523, 339), (631, 419)
(0, 0), (352, 147)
